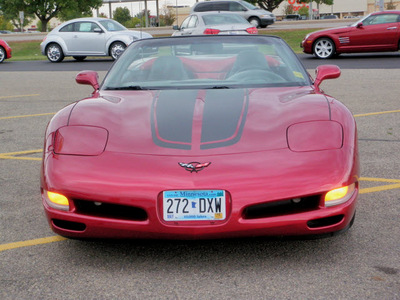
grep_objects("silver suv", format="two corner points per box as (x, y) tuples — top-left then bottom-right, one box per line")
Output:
(191, 0), (275, 28)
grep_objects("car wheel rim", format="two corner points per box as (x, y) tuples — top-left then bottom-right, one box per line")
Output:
(111, 43), (125, 59)
(47, 45), (61, 61)
(315, 40), (333, 58)
(249, 19), (259, 27)
(0, 48), (4, 62)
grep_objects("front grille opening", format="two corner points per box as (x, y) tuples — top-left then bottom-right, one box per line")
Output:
(307, 215), (344, 228)
(74, 199), (148, 221)
(53, 219), (86, 231)
(243, 195), (320, 219)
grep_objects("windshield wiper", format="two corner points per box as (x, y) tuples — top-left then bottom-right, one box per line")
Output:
(208, 86), (231, 89)
(104, 86), (147, 90)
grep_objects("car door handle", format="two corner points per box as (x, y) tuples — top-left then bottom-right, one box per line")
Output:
(386, 27), (397, 30)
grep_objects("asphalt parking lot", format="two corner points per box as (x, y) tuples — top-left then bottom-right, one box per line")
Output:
(0, 61), (399, 298)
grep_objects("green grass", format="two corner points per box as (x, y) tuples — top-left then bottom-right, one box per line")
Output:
(7, 28), (320, 61)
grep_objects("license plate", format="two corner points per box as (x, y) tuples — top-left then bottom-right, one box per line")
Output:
(163, 190), (226, 221)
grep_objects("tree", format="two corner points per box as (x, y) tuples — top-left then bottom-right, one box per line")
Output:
(248, 0), (285, 12)
(0, 0), (103, 32)
(0, 0), (34, 31)
(159, 5), (175, 26)
(386, 0), (396, 10)
(58, 2), (95, 22)
(113, 7), (131, 25)
(283, 3), (294, 16)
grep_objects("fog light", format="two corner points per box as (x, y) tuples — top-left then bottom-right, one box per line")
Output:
(46, 191), (70, 211)
(324, 184), (355, 207)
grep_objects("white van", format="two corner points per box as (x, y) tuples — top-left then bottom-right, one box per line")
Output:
(191, 0), (275, 28)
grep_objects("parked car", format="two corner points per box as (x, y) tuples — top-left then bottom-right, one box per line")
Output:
(283, 14), (302, 21)
(191, 0), (275, 28)
(321, 15), (339, 20)
(172, 12), (258, 36)
(41, 35), (359, 240)
(302, 10), (400, 58)
(40, 17), (152, 62)
(0, 30), (13, 34)
(0, 39), (12, 63)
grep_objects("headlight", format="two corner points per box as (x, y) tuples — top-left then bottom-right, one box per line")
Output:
(54, 125), (108, 156)
(287, 121), (343, 152)
(45, 191), (70, 211)
(325, 183), (356, 207)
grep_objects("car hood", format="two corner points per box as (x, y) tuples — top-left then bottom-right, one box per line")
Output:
(309, 26), (354, 37)
(68, 87), (330, 156)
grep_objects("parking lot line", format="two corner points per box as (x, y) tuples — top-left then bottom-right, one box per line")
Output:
(0, 149), (42, 161)
(354, 109), (400, 118)
(0, 112), (55, 120)
(0, 94), (40, 99)
(0, 236), (67, 252)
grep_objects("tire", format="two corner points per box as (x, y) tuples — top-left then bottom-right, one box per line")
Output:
(73, 56), (87, 61)
(109, 42), (126, 60)
(248, 17), (261, 28)
(313, 38), (336, 59)
(46, 43), (64, 62)
(0, 46), (5, 63)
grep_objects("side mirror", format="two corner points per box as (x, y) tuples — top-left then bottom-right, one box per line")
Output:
(172, 25), (179, 30)
(76, 70), (100, 91)
(93, 28), (103, 33)
(356, 22), (363, 28)
(314, 65), (341, 92)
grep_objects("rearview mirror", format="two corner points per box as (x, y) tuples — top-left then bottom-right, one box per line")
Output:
(314, 65), (341, 91)
(76, 70), (99, 91)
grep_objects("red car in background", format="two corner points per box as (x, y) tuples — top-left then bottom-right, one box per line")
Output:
(0, 39), (12, 63)
(302, 11), (400, 58)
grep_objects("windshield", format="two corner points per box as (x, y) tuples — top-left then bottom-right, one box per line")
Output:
(202, 14), (249, 25)
(102, 35), (311, 91)
(98, 19), (127, 31)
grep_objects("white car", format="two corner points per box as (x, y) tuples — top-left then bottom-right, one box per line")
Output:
(172, 12), (258, 36)
(40, 17), (152, 62)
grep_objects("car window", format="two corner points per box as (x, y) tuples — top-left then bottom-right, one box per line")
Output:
(76, 22), (100, 32)
(180, 16), (191, 29)
(188, 15), (198, 28)
(239, 1), (258, 10)
(212, 2), (229, 11)
(59, 23), (74, 32)
(202, 14), (248, 25)
(363, 14), (399, 25)
(194, 3), (211, 12)
(230, 2), (246, 12)
(98, 19), (126, 31)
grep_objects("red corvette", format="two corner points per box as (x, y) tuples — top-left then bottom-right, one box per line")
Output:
(41, 35), (359, 239)
(302, 11), (400, 58)
(0, 39), (12, 63)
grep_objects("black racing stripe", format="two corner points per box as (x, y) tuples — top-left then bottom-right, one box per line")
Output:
(201, 89), (248, 149)
(151, 90), (197, 150)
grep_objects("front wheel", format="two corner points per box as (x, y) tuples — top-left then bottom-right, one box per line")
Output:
(109, 42), (126, 60)
(313, 38), (336, 59)
(248, 17), (261, 28)
(0, 46), (5, 63)
(46, 43), (64, 62)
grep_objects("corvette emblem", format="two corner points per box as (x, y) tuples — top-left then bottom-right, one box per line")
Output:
(178, 162), (211, 173)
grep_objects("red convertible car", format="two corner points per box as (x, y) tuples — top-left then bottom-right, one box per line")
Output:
(0, 39), (12, 63)
(302, 10), (400, 58)
(41, 35), (359, 239)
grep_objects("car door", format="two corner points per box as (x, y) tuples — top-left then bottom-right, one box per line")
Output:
(67, 22), (106, 55)
(344, 14), (400, 51)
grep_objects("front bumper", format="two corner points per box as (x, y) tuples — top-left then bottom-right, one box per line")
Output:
(260, 17), (276, 26)
(41, 148), (359, 239)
